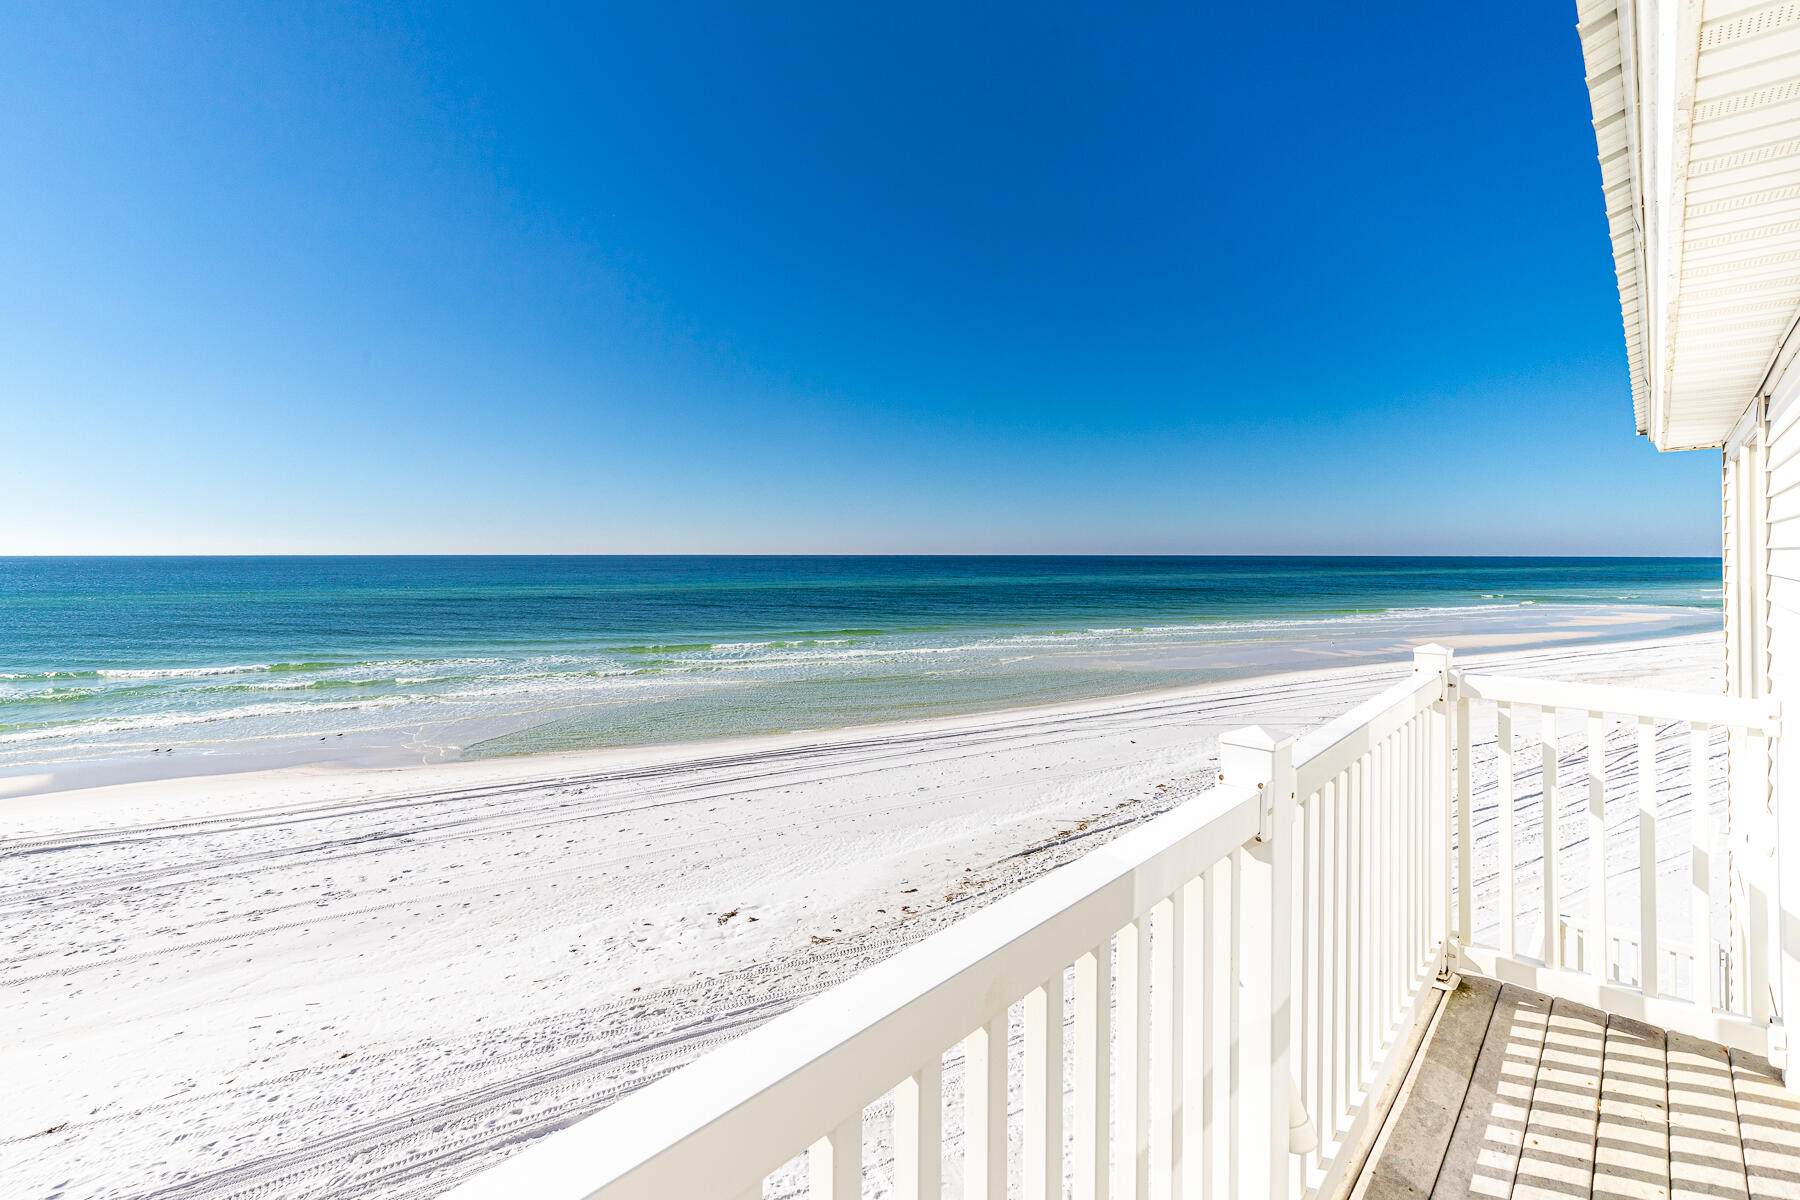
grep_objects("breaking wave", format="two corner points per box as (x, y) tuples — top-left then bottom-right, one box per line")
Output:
(0, 592), (1721, 771)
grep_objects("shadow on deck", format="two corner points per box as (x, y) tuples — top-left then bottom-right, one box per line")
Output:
(1351, 974), (1800, 1200)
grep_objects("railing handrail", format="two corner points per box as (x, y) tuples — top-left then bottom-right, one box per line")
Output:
(1457, 670), (1781, 732)
(441, 782), (1263, 1200)
(1293, 667), (1443, 796)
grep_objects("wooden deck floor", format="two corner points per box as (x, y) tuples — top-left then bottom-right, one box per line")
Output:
(1351, 974), (1800, 1200)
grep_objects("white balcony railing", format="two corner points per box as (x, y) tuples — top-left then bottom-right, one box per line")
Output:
(443, 646), (1789, 1200)
(1451, 669), (1783, 1050)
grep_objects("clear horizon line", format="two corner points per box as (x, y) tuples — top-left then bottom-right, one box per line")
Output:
(0, 551), (1725, 561)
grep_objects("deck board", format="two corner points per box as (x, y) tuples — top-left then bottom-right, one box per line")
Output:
(1667, 1031), (1749, 1200)
(1593, 1015), (1668, 1200)
(1356, 975), (1800, 1200)
(1730, 1048), (1800, 1200)
(1513, 998), (1607, 1200)
(1353, 975), (1499, 1200)
(1433, 984), (1554, 1199)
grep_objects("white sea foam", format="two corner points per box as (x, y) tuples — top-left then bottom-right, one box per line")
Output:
(0, 598), (1721, 768)
(0, 696), (420, 747)
(96, 664), (275, 679)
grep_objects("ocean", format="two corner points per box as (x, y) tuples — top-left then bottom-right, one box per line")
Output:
(0, 556), (1721, 788)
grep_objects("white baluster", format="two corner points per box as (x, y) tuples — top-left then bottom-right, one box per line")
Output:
(1319, 776), (1340, 1144)
(1497, 702), (1515, 959)
(1745, 728), (1775, 1024)
(1074, 940), (1111, 1200)
(1115, 916), (1151, 1200)
(1360, 749), (1374, 1076)
(966, 1015), (1007, 1200)
(1153, 892), (1183, 1200)
(1542, 707), (1559, 968)
(1181, 873), (1207, 1195)
(1201, 862), (1227, 1200)
(809, 1115), (861, 1199)
(1348, 755), (1365, 1089)
(1690, 723), (1714, 1012)
(1378, 732), (1394, 1032)
(1588, 711), (1608, 982)
(1227, 854), (1243, 1196)
(1025, 972), (1064, 1200)
(896, 1056), (942, 1200)
(1298, 792), (1319, 1176)
(1456, 686), (1473, 952)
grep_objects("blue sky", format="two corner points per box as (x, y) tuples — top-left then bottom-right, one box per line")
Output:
(1, 2), (1719, 555)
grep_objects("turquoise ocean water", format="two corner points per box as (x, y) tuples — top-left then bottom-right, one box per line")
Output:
(0, 557), (1721, 789)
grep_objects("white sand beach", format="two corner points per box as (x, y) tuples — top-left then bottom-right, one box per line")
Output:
(0, 633), (1721, 1200)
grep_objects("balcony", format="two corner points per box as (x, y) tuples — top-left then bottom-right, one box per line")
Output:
(442, 646), (1797, 1199)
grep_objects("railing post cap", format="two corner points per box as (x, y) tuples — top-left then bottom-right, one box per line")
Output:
(1219, 724), (1283, 752)
(1413, 642), (1453, 664)
(1219, 726), (1295, 812)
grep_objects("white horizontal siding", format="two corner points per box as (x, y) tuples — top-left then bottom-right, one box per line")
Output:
(1765, 478), (1800, 523)
(1769, 574), (1800, 612)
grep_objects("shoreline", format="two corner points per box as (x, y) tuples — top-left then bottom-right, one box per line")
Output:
(0, 627), (1719, 822)
(0, 616), (1718, 805)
